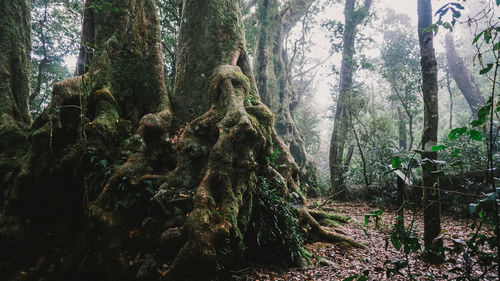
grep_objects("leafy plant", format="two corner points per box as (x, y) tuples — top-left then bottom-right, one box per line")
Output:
(245, 177), (306, 265)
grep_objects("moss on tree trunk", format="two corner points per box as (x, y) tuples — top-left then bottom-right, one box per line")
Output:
(0, 0), (32, 177)
(0, 1), (363, 280)
(254, 0), (318, 194)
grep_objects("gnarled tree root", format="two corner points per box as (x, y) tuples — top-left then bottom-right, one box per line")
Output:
(298, 207), (366, 249)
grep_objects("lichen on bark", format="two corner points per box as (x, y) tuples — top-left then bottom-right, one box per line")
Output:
(0, 1), (363, 280)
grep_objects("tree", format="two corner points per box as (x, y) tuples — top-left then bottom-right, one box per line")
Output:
(445, 33), (485, 115)
(329, 0), (372, 199)
(157, 0), (182, 90)
(0, 0), (32, 178)
(29, 0), (82, 117)
(0, 1), (362, 280)
(417, 0), (443, 263)
(380, 26), (422, 151)
(251, 0), (319, 193)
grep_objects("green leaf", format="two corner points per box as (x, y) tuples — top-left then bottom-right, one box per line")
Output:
(422, 24), (438, 35)
(497, 0), (500, 6)
(449, 3), (464, 10)
(448, 127), (467, 140)
(431, 145), (447, 152)
(414, 149), (425, 156)
(357, 276), (368, 281)
(99, 159), (108, 168)
(468, 129), (483, 141)
(485, 28), (492, 43)
(390, 234), (402, 250)
(391, 156), (402, 169)
(472, 31), (485, 44)
(477, 103), (492, 119)
(450, 8), (461, 18)
(480, 63), (494, 74)
(471, 119), (486, 127)
(343, 276), (358, 281)
(494, 42), (500, 51)
(364, 215), (370, 226)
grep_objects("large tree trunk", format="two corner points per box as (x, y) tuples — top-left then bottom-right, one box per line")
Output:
(417, 0), (442, 263)
(0, 1), (361, 280)
(329, 0), (372, 199)
(445, 33), (485, 115)
(0, 0), (32, 188)
(0, 0), (32, 125)
(254, 0), (318, 194)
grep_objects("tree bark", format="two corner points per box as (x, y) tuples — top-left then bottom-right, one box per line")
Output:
(445, 33), (485, 115)
(0, 0), (32, 125)
(417, 0), (442, 263)
(255, 0), (274, 107)
(172, 0), (257, 123)
(0, 0), (32, 181)
(254, 0), (318, 193)
(329, 0), (372, 199)
(445, 66), (454, 129)
(0, 1), (362, 280)
(397, 107), (408, 228)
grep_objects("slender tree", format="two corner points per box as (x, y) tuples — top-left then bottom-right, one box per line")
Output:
(329, 0), (372, 198)
(417, 0), (443, 263)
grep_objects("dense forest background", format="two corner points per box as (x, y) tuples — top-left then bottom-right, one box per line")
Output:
(0, 0), (499, 280)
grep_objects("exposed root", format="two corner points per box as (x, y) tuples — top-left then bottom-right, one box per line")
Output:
(298, 207), (366, 249)
(309, 210), (350, 224)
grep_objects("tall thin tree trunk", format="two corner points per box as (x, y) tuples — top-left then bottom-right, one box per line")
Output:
(445, 33), (485, 115)
(418, 0), (442, 263)
(255, 0), (272, 107)
(329, 0), (372, 198)
(445, 67), (453, 129)
(397, 107), (407, 228)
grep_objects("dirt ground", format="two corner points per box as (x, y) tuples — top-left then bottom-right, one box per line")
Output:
(237, 200), (497, 281)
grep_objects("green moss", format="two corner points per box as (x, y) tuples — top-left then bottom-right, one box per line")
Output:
(0, 114), (29, 170)
(0, 0), (32, 124)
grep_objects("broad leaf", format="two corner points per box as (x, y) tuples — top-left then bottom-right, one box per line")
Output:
(480, 63), (493, 74)
(448, 127), (467, 140)
(431, 145), (447, 152)
(390, 234), (402, 250)
(468, 129), (483, 141)
(473, 31), (485, 44)
(391, 156), (402, 169)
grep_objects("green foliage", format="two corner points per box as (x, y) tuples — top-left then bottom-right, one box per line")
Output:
(243, 94), (255, 106)
(364, 209), (383, 228)
(265, 148), (280, 166)
(88, 0), (117, 13)
(30, 0), (82, 117)
(381, 27), (422, 122)
(157, 0), (182, 89)
(86, 151), (112, 201)
(343, 275), (368, 281)
(245, 177), (306, 265)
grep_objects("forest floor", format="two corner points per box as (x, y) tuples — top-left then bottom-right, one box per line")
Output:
(238, 200), (497, 281)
